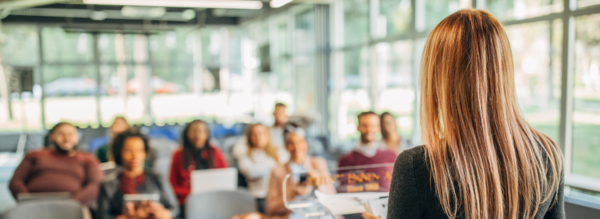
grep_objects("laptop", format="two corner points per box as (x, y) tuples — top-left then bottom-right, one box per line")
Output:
(18, 192), (71, 202)
(191, 167), (238, 194)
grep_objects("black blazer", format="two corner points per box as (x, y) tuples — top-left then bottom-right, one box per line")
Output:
(387, 146), (565, 219)
(96, 168), (179, 219)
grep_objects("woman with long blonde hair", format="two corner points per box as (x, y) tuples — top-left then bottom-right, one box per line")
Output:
(238, 123), (287, 213)
(377, 9), (564, 219)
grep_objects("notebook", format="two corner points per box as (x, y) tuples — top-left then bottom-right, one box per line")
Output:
(191, 167), (238, 194)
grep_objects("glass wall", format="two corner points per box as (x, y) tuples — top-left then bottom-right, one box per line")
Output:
(0, 25), (42, 132)
(326, 0), (600, 198)
(0, 25), (253, 131)
(573, 13), (600, 179)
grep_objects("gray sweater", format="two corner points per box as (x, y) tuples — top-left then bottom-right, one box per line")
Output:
(387, 146), (564, 219)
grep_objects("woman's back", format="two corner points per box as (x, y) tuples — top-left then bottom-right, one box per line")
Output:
(387, 8), (564, 219)
(387, 146), (564, 219)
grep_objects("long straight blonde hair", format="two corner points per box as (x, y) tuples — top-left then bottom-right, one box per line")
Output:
(420, 9), (563, 219)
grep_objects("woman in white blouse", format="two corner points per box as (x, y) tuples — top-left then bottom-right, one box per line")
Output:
(238, 123), (287, 213)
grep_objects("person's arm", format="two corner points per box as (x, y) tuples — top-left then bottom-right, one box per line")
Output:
(312, 158), (336, 194)
(544, 178), (565, 219)
(73, 156), (104, 204)
(210, 147), (228, 168)
(237, 154), (273, 180)
(168, 151), (190, 201)
(386, 150), (423, 219)
(265, 168), (290, 217)
(9, 153), (34, 199)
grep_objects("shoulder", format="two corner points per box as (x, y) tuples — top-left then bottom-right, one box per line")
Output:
(24, 148), (48, 159)
(208, 145), (224, 154)
(394, 145), (427, 172)
(270, 163), (289, 178)
(377, 149), (399, 158)
(76, 151), (101, 164)
(339, 151), (358, 161)
(102, 167), (123, 182)
(172, 148), (183, 158)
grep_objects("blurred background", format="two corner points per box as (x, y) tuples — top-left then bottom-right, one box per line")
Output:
(0, 0), (599, 215)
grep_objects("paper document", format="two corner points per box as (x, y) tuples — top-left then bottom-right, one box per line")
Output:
(314, 190), (388, 215)
(364, 197), (389, 219)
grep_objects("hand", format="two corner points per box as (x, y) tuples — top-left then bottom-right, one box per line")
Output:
(362, 211), (382, 219)
(122, 201), (152, 219)
(148, 202), (172, 219)
(229, 212), (267, 219)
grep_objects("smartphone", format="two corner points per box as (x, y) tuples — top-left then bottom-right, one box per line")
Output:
(299, 173), (309, 184)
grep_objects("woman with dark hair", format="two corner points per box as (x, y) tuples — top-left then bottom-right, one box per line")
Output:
(168, 120), (228, 213)
(379, 112), (411, 154)
(97, 130), (178, 219)
(10, 122), (103, 204)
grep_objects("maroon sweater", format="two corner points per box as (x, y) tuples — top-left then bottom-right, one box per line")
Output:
(337, 149), (397, 191)
(9, 148), (104, 204)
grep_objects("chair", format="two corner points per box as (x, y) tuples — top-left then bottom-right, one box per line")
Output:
(87, 136), (108, 153)
(3, 199), (90, 219)
(186, 190), (257, 219)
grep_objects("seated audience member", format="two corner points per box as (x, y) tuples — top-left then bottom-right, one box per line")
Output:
(337, 112), (396, 191)
(265, 123), (335, 219)
(380, 112), (411, 154)
(232, 103), (291, 163)
(97, 130), (178, 219)
(169, 120), (228, 212)
(97, 116), (130, 163)
(9, 122), (103, 204)
(270, 103), (289, 149)
(238, 123), (287, 213)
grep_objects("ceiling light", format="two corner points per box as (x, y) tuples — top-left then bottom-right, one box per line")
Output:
(181, 9), (196, 20)
(83, 0), (263, 10)
(89, 10), (107, 20)
(270, 0), (293, 8)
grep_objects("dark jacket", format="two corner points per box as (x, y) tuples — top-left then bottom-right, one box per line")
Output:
(96, 168), (179, 219)
(387, 146), (564, 219)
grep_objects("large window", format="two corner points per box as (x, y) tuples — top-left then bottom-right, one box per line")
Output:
(0, 25), (42, 132)
(327, 0), (600, 199)
(572, 14), (600, 179)
(505, 20), (563, 142)
(0, 25), (252, 130)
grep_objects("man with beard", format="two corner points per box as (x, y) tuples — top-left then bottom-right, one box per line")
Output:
(9, 122), (104, 204)
(337, 112), (397, 192)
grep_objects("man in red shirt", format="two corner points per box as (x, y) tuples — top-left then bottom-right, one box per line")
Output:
(9, 122), (104, 204)
(337, 112), (396, 192)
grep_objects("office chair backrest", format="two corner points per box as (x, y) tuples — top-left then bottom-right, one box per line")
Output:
(3, 199), (89, 219)
(186, 190), (257, 219)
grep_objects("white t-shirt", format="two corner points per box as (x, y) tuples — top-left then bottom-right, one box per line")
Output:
(237, 149), (287, 198)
